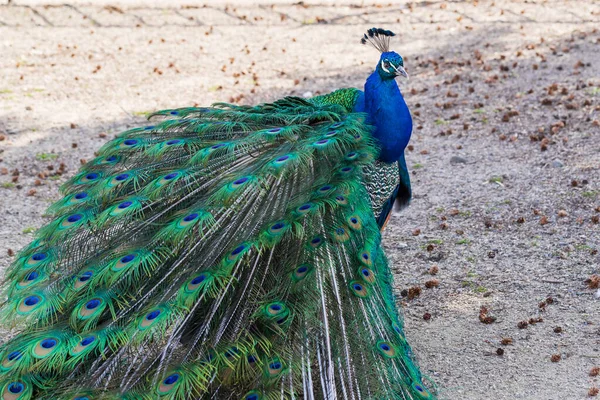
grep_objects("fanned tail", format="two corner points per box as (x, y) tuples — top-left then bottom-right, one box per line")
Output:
(0, 97), (433, 399)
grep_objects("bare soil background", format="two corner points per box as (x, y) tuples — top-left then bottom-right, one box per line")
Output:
(1, 1), (599, 399)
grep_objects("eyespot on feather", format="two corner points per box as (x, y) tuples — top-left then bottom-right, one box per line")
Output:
(243, 391), (262, 400)
(69, 334), (98, 357)
(291, 264), (313, 282)
(16, 294), (45, 315)
(376, 340), (398, 358)
(264, 358), (284, 379)
(308, 236), (324, 249)
(74, 270), (94, 290)
(411, 382), (432, 398)
(32, 337), (61, 359)
(1, 350), (24, 371)
(347, 214), (363, 230)
(349, 281), (369, 298)
(1, 380), (31, 400)
(156, 371), (181, 395)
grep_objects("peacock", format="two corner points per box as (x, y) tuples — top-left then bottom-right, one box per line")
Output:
(0, 28), (433, 399)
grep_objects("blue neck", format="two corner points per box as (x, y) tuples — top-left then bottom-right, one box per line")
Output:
(363, 71), (412, 163)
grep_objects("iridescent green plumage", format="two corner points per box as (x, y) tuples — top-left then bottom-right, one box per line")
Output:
(0, 94), (432, 399)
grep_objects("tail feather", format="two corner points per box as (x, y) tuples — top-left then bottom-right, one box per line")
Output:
(0, 98), (433, 399)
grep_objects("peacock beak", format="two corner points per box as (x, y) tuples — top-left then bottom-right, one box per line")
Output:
(393, 65), (409, 80)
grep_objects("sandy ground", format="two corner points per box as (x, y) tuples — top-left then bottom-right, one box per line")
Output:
(1, 0), (599, 399)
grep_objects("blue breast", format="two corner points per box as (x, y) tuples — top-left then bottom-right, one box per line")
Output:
(358, 72), (412, 163)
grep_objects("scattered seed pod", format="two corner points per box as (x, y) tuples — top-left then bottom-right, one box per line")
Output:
(407, 286), (422, 300)
(586, 275), (600, 289)
(517, 320), (528, 329)
(425, 279), (439, 289)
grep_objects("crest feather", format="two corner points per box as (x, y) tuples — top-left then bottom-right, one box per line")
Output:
(360, 27), (395, 53)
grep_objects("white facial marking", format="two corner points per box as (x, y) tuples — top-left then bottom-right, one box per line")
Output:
(380, 60), (391, 74)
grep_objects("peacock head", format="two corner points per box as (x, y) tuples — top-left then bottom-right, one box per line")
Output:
(361, 28), (408, 81)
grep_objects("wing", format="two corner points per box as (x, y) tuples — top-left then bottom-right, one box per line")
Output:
(0, 97), (431, 399)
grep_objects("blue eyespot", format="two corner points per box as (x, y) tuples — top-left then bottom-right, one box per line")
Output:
(379, 343), (390, 351)
(81, 336), (95, 346)
(163, 373), (179, 385)
(7, 351), (22, 361)
(270, 304), (281, 311)
(85, 173), (99, 180)
(311, 238), (321, 244)
(191, 275), (206, 285)
(85, 299), (100, 310)
(26, 271), (39, 281)
(144, 126), (155, 130)
(211, 143), (227, 149)
(67, 214), (83, 223)
(271, 222), (285, 230)
(231, 245), (245, 255)
(41, 339), (57, 349)
(268, 128), (281, 133)
(362, 269), (370, 277)
(275, 155), (289, 162)
(353, 283), (363, 291)
(31, 252), (47, 261)
(164, 172), (178, 180)
(123, 139), (138, 146)
(118, 201), (132, 209)
(74, 192), (88, 200)
(105, 155), (118, 162)
(146, 310), (161, 320)
(24, 296), (40, 306)
(183, 213), (198, 222)
(79, 271), (93, 282)
(170, 111), (179, 115)
(115, 173), (129, 181)
(166, 139), (181, 145)
(233, 177), (248, 185)
(270, 362), (282, 369)
(120, 254), (135, 263)
(8, 382), (24, 394)
(297, 266), (308, 273)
